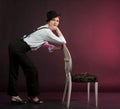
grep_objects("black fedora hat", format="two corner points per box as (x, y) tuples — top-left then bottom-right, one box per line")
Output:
(46, 10), (61, 22)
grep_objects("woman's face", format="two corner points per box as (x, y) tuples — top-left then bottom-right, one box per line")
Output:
(48, 17), (60, 30)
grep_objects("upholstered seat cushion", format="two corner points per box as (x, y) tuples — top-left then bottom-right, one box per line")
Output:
(72, 73), (98, 82)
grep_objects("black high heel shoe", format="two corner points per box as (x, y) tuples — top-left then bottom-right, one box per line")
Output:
(11, 96), (26, 104)
(27, 97), (44, 104)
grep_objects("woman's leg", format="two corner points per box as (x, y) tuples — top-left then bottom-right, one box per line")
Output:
(8, 44), (19, 96)
(18, 52), (39, 97)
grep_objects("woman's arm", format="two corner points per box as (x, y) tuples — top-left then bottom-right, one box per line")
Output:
(45, 27), (66, 44)
(55, 27), (64, 37)
(43, 41), (63, 52)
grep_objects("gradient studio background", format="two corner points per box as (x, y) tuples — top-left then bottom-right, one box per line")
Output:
(0, 0), (120, 93)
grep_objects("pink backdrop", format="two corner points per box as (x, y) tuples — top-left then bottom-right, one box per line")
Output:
(0, 0), (120, 92)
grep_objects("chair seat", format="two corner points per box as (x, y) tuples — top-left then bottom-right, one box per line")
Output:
(72, 73), (98, 82)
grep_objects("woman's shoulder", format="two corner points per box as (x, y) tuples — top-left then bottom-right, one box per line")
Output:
(37, 24), (49, 30)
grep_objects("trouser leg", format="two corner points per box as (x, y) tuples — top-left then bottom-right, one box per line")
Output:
(8, 39), (39, 97)
(18, 53), (39, 96)
(8, 45), (19, 96)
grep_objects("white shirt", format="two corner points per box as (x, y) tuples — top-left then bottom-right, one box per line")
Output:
(23, 24), (66, 50)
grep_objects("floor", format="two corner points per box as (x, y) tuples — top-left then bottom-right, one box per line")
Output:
(0, 92), (120, 109)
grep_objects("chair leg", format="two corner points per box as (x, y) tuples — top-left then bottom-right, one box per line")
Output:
(95, 82), (98, 107)
(62, 79), (68, 103)
(66, 73), (72, 108)
(87, 82), (90, 104)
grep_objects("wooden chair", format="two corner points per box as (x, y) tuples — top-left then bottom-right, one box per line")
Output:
(62, 44), (98, 108)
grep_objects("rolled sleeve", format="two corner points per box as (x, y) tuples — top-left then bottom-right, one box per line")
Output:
(45, 29), (67, 44)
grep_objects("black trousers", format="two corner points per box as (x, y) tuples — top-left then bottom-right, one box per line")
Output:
(8, 39), (39, 96)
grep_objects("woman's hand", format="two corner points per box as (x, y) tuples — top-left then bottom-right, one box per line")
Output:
(49, 25), (58, 31)
(48, 45), (63, 52)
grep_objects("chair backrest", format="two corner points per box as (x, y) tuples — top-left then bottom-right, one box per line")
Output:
(63, 44), (72, 75)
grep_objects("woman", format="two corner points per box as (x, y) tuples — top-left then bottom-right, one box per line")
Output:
(8, 10), (66, 104)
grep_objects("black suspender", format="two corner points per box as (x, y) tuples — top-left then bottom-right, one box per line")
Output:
(34, 27), (49, 32)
